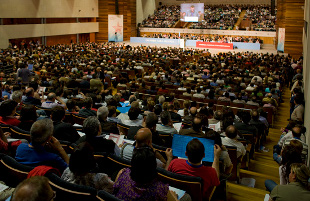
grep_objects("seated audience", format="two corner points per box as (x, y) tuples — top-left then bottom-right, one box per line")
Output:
(156, 111), (178, 135)
(61, 142), (114, 193)
(168, 139), (221, 200)
(15, 119), (69, 172)
(221, 125), (246, 158)
(114, 146), (177, 200)
(51, 106), (80, 143)
(76, 116), (120, 155)
(79, 97), (96, 117)
(0, 100), (20, 126)
(97, 106), (119, 134)
(18, 104), (37, 132)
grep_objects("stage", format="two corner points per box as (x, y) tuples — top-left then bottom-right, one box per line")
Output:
(118, 41), (283, 56)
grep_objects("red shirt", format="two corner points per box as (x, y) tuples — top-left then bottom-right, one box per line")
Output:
(168, 159), (220, 199)
(0, 116), (21, 126)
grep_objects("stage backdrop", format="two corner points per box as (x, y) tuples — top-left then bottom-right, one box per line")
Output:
(108, 15), (123, 42)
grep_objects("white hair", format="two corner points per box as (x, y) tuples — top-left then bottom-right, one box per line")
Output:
(97, 106), (109, 121)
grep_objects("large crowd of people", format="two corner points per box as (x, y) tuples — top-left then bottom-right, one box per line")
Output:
(142, 33), (263, 44)
(189, 5), (240, 30)
(243, 5), (277, 31)
(140, 5), (180, 28)
(139, 4), (276, 31)
(0, 42), (308, 201)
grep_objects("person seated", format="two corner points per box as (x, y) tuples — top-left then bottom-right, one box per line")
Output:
(15, 119), (69, 172)
(193, 88), (205, 99)
(97, 106), (119, 134)
(114, 146), (177, 201)
(168, 104), (182, 123)
(180, 116), (205, 138)
(183, 88), (192, 97)
(123, 107), (143, 127)
(23, 88), (41, 106)
(205, 131), (233, 174)
(18, 104), (37, 132)
(41, 93), (67, 109)
(183, 107), (197, 125)
(61, 142), (114, 193)
(221, 125), (246, 158)
(76, 116), (120, 155)
(234, 111), (258, 136)
(79, 97), (97, 117)
(269, 163), (310, 200)
(0, 100), (20, 126)
(51, 106), (80, 143)
(246, 96), (259, 106)
(168, 139), (221, 200)
(107, 106), (121, 124)
(218, 92), (231, 102)
(156, 111), (178, 135)
(144, 100), (155, 115)
(208, 110), (222, 125)
(66, 99), (79, 113)
(9, 176), (55, 201)
(282, 126), (308, 162)
(121, 128), (172, 169)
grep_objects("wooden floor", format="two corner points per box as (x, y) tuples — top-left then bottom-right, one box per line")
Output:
(226, 87), (291, 201)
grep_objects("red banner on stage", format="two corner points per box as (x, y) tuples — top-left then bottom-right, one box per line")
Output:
(196, 42), (233, 50)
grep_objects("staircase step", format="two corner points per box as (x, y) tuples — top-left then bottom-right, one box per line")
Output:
(227, 181), (268, 201)
(240, 169), (279, 190)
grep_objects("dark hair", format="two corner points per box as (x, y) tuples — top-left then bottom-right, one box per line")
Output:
(241, 111), (251, 124)
(145, 113), (158, 129)
(83, 97), (93, 109)
(108, 106), (116, 117)
(51, 106), (65, 122)
(154, 104), (162, 115)
(130, 146), (157, 184)
(160, 111), (171, 125)
(20, 105), (37, 122)
(0, 100), (18, 117)
(128, 107), (140, 120)
(69, 142), (96, 174)
(66, 99), (76, 112)
(186, 139), (205, 164)
(205, 131), (222, 146)
(281, 145), (303, 182)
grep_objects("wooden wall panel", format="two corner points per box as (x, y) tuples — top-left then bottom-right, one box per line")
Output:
(46, 34), (77, 46)
(96, 0), (136, 42)
(276, 0), (304, 58)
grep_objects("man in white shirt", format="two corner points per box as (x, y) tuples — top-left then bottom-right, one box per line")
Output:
(221, 125), (246, 158)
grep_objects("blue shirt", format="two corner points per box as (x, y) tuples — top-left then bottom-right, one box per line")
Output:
(15, 143), (68, 172)
(2, 91), (11, 99)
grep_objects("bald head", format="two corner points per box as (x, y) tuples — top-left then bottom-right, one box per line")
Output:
(225, 125), (238, 139)
(47, 93), (56, 101)
(292, 126), (302, 138)
(12, 176), (54, 201)
(135, 128), (152, 147)
(190, 107), (197, 116)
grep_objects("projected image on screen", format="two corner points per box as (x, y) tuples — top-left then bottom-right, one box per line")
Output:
(180, 3), (204, 22)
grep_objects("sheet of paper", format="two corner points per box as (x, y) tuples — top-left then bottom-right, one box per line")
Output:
(169, 186), (186, 200)
(77, 131), (85, 137)
(264, 194), (270, 201)
(108, 134), (125, 146)
(173, 123), (182, 132)
(0, 183), (9, 193)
